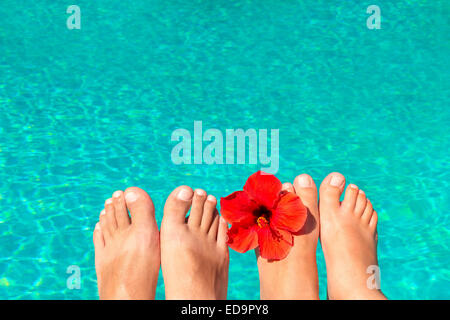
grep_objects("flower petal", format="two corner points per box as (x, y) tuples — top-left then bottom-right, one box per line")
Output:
(243, 171), (282, 208)
(257, 226), (293, 260)
(271, 191), (308, 233)
(227, 224), (259, 253)
(220, 191), (258, 224)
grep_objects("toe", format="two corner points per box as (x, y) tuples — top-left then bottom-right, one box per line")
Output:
(217, 216), (229, 250)
(208, 212), (220, 240)
(369, 210), (378, 231)
(93, 222), (105, 250)
(188, 189), (207, 227)
(281, 182), (295, 193)
(163, 186), (194, 225)
(124, 187), (156, 228)
(293, 174), (319, 235)
(293, 174), (318, 208)
(319, 172), (346, 210)
(354, 190), (367, 217)
(201, 195), (217, 232)
(341, 184), (359, 212)
(105, 198), (118, 233)
(361, 199), (374, 224)
(93, 223), (105, 279)
(99, 209), (111, 240)
(112, 190), (131, 229)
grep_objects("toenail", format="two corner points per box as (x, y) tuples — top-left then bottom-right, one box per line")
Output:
(207, 195), (216, 202)
(359, 190), (365, 195)
(330, 175), (344, 187)
(113, 191), (122, 198)
(125, 191), (138, 203)
(282, 182), (293, 190)
(349, 184), (358, 189)
(177, 188), (193, 201)
(195, 189), (206, 196)
(95, 223), (101, 230)
(100, 209), (105, 215)
(297, 175), (312, 187)
(105, 199), (113, 205)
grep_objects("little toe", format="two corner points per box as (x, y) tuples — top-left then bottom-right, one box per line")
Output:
(369, 211), (378, 232)
(93, 222), (105, 251)
(217, 216), (229, 251)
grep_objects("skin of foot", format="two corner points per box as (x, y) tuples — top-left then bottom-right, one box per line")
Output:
(93, 187), (160, 300)
(161, 186), (229, 300)
(257, 174), (320, 300)
(319, 172), (387, 300)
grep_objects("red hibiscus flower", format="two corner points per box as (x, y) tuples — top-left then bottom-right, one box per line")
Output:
(220, 171), (308, 261)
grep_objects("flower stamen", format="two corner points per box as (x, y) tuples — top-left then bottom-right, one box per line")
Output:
(257, 216), (269, 228)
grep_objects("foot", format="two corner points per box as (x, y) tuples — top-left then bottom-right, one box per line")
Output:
(161, 186), (229, 299)
(257, 174), (320, 299)
(93, 187), (160, 300)
(319, 172), (386, 300)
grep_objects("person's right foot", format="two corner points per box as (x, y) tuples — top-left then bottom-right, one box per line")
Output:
(161, 186), (229, 299)
(319, 172), (386, 300)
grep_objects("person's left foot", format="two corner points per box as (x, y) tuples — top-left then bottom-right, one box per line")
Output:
(94, 187), (160, 300)
(257, 174), (320, 299)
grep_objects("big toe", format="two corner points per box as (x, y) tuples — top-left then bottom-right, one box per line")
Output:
(293, 174), (319, 235)
(124, 187), (156, 229)
(162, 186), (194, 226)
(293, 174), (318, 209)
(319, 172), (346, 211)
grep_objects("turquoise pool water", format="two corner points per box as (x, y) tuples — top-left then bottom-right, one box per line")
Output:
(0, 0), (449, 299)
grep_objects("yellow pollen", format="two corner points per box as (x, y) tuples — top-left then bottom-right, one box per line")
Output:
(257, 216), (268, 228)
